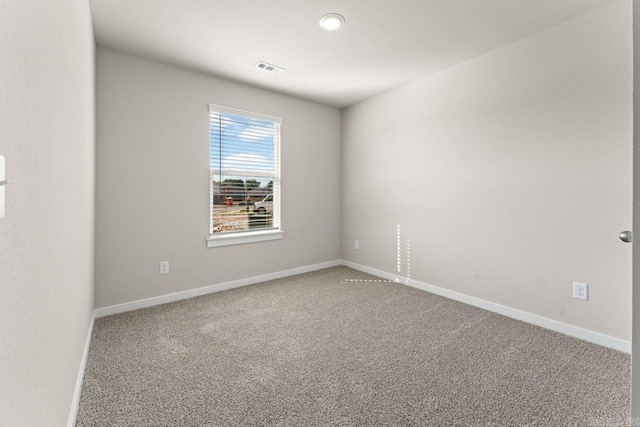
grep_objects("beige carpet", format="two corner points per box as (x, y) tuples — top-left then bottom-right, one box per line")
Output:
(76, 266), (629, 426)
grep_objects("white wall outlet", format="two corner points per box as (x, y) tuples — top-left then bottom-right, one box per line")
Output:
(160, 261), (169, 275)
(355, 240), (359, 250)
(573, 282), (588, 301)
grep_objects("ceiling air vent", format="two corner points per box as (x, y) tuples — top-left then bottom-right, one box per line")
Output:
(255, 61), (286, 75)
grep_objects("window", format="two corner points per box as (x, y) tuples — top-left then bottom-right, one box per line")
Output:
(207, 104), (282, 248)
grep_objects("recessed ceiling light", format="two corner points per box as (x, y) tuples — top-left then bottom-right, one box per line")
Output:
(319, 13), (345, 31)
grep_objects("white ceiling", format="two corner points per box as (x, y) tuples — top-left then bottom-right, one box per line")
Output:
(90, 0), (619, 108)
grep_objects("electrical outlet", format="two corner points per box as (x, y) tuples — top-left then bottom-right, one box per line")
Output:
(573, 282), (588, 301)
(160, 261), (170, 275)
(355, 240), (359, 250)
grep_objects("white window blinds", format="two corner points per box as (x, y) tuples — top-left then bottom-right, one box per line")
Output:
(209, 104), (282, 236)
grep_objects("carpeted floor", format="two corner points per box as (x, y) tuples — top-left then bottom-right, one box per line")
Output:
(76, 266), (630, 426)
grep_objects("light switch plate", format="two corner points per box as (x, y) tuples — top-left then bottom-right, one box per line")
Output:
(0, 155), (5, 219)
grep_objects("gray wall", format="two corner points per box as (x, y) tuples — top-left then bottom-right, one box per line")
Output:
(0, 0), (95, 425)
(342, 1), (632, 341)
(95, 47), (342, 308)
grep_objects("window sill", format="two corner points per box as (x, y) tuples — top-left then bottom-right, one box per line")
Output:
(207, 229), (283, 248)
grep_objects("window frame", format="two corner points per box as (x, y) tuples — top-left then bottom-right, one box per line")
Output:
(206, 104), (283, 248)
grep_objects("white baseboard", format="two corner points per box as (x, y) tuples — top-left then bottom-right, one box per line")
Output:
(341, 260), (631, 354)
(95, 260), (342, 318)
(67, 312), (95, 427)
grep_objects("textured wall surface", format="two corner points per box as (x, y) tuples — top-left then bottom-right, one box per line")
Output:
(95, 47), (342, 308)
(0, 0), (96, 425)
(342, 1), (632, 340)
